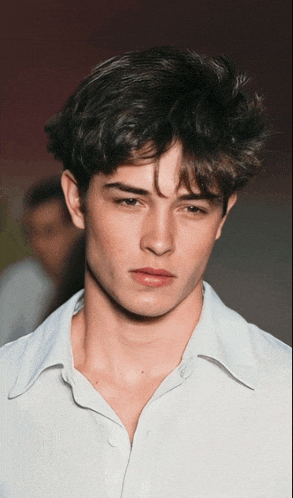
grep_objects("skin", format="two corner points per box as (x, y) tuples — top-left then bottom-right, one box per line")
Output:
(62, 142), (237, 442)
(25, 199), (81, 283)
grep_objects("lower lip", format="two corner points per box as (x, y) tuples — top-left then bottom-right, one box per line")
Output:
(131, 271), (174, 287)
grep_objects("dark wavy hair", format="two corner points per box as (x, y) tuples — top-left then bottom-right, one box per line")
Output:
(45, 46), (269, 213)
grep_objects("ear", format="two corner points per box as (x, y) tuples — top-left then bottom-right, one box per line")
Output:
(61, 170), (85, 230)
(215, 193), (237, 240)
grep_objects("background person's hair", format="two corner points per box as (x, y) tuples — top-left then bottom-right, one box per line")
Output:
(23, 175), (71, 224)
(45, 46), (269, 213)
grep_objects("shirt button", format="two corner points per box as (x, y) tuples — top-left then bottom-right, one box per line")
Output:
(108, 436), (119, 447)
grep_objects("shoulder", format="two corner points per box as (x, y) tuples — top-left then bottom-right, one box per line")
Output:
(0, 257), (36, 279)
(226, 301), (291, 388)
(0, 289), (84, 397)
(248, 322), (292, 386)
(0, 333), (33, 395)
(204, 282), (292, 391)
(0, 259), (56, 346)
(0, 258), (51, 290)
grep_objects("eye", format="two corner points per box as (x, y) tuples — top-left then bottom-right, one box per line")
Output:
(184, 205), (206, 214)
(115, 198), (140, 207)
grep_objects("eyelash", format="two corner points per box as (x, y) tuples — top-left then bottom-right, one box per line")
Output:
(114, 198), (207, 215)
(115, 198), (140, 207)
(184, 205), (206, 214)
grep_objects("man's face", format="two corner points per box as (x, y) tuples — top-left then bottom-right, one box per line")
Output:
(64, 143), (236, 317)
(26, 199), (79, 281)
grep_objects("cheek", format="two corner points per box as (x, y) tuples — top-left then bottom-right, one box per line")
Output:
(178, 221), (220, 262)
(86, 211), (138, 260)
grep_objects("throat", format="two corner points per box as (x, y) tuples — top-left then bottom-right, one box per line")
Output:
(77, 363), (169, 443)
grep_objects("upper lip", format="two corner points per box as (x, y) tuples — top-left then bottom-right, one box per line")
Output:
(132, 267), (176, 277)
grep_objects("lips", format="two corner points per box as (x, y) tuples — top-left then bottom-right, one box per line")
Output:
(133, 267), (175, 277)
(130, 267), (176, 287)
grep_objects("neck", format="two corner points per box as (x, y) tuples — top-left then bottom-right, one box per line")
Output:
(71, 276), (203, 379)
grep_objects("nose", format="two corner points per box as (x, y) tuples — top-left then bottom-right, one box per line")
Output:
(140, 208), (175, 256)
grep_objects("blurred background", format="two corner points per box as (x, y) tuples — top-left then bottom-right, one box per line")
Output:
(0, 0), (291, 345)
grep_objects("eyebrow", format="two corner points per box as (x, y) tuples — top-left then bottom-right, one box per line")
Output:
(103, 182), (150, 196)
(103, 182), (222, 203)
(177, 192), (222, 203)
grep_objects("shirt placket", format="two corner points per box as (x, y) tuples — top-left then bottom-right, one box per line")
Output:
(62, 358), (193, 498)
(62, 367), (131, 498)
(120, 366), (190, 498)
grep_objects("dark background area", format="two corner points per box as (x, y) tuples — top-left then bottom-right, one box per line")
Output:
(0, 0), (292, 344)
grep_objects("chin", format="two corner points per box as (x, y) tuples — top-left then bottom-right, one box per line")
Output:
(117, 296), (177, 320)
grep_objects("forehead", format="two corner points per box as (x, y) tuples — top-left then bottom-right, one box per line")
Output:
(154, 143), (184, 197)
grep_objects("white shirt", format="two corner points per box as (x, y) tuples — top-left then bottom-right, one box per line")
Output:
(0, 282), (291, 498)
(0, 257), (55, 347)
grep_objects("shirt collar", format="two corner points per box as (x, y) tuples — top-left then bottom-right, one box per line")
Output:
(179, 282), (257, 389)
(8, 290), (84, 399)
(9, 282), (257, 399)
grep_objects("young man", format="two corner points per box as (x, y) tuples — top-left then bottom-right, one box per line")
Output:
(0, 47), (291, 497)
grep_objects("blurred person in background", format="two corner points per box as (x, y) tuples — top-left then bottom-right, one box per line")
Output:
(0, 175), (85, 347)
